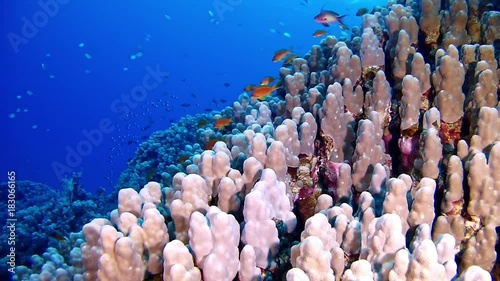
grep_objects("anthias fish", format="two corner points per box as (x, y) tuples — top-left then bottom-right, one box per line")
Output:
(244, 84), (259, 92)
(314, 7), (347, 27)
(356, 7), (369, 16)
(283, 54), (299, 65)
(252, 85), (279, 100)
(260, 76), (277, 86)
(272, 49), (292, 62)
(214, 117), (232, 129)
(313, 30), (328, 37)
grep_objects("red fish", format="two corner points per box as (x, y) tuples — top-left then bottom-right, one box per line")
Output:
(252, 85), (279, 100)
(244, 84), (259, 92)
(283, 54), (299, 66)
(197, 119), (210, 128)
(178, 154), (190, 163)
(260, 76), (277, 85)
(272, 49), (292, 62)
(205, 138), (222, 150)
(313, 30), (328, 37)
(214, 117), (232, 129)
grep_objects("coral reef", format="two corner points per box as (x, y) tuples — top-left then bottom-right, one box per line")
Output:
(0, 176), (109, 275)
(9, 0), (500, 281)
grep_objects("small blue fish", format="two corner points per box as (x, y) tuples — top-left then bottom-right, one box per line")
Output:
(314, 6), (347, 27)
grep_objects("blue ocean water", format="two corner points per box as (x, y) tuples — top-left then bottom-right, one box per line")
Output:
(3, 0), (385, 194)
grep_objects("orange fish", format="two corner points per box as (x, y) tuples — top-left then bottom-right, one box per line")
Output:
(252, 85), (279, 100)
(52, 233), (66, 242)
(244, 84), (259, 92)
(260, 76), (277, 86)
(313, 30), (328, 37)
(283, 53), (299, 65)
(178, 154), (190, 163)
(197, 119), (210, 128)
(214, 117), (232, 129)
(356, 7), (369, 16)
(272, 49), (292, 62)
(205, 138), (223, 150)
(205, 139), (219, 150)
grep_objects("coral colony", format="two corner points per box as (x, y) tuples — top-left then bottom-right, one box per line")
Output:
(11, 0), (500, 280)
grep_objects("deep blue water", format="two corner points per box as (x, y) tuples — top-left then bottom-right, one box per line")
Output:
(3, 0), (385, 193)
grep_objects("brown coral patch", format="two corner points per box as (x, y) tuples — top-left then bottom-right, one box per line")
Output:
(421, 87), (432, 111)
(287, 166), (298, 178)
(439, 118), (463, 147)
(297, 188), (321, 221)
(297, 166), (313, 188)
(423, 27), (440, 49)
(298, 154), (313, 166)
(444, 198), (464, 217)
(361, 65), (383, 90)
(318, 131), (335, 161)
(401, 122), (419, 138)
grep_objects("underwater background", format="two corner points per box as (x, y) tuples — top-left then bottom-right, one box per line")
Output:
(2, 0), (500, 280)
(3, 0), (381, 193)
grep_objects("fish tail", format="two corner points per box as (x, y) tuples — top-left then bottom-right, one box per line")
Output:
(338, 14), (348, 24)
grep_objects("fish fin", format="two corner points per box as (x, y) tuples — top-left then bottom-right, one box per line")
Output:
(337, 14), (348, 24)
(322, 23), (329, 27)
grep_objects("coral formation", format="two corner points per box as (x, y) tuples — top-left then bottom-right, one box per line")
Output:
(8, 0), (500, 281)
